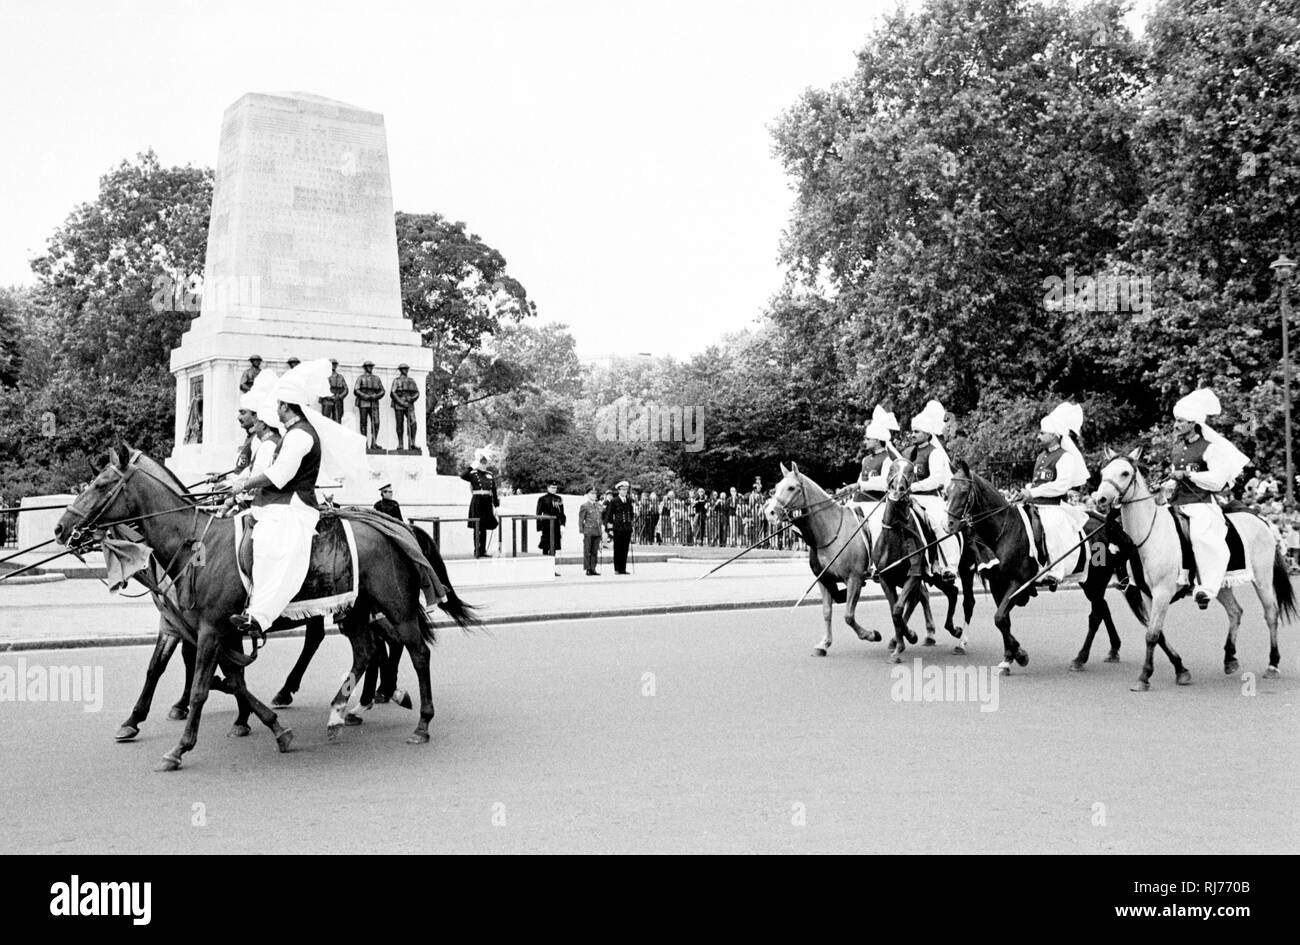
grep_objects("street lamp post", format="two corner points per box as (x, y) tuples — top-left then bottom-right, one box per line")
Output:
(1272, 254), (1296, 509)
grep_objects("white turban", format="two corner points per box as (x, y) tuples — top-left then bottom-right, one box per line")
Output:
(271, 358), (371, 486)
(865, 405), (900, 443)
(1040, 402), (1088, 489)
(910, 400), (947, 436)
(1173, 388), (1250, 482)
(240, 369), (281, 431)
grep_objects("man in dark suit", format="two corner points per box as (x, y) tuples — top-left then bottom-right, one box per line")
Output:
(604, 480), (636, 574)
(536, 478), (566, 556)
(374, 483), (403, 520)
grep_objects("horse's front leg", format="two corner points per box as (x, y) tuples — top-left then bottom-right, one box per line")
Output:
(878, 578), (907, 663)
(403, 632), (435, 745)
(894, 576), (920, 648)
(812, 583), (834, 657)
(170, 636), (196, 720)
(992, 583), (1027, 675)
(1133, 591), (1173, 692)
(843, 572), (881, 643)
(161, 621), (221, 771)
(1072, 585), (1105, 671)
(117, 623), (180, 741)
(221, 657), (295, 752)
(328, 616), (376, 739)
(916, 586), (937, 645)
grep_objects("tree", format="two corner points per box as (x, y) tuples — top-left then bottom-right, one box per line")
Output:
(395, 212), (537, 456)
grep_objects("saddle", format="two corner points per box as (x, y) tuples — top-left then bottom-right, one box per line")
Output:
(237, 510), (359, 619)
(1021, 503), (1051, 568)
(1169, 507), (1246, 584)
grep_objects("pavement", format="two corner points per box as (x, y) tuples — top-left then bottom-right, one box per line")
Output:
(2, 596), (1296, 854)
(1, 553), (900, 651)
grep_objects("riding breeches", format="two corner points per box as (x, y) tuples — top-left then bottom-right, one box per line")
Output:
(1181, 502), (1229, 597)
(911, 494), (959, 573)
(1035, 503), (1090, 582)
(248, 502), (320, 628)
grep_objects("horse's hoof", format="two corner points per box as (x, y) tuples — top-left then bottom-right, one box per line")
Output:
(227, 723), (251, 738)
(115, 724), (140, 742)
(887, 638), (898, 653)
(327, 724), (342, 741)
(1014, 649), (1029, 667)
(997, 663), (1011, 677)
(1265, 665), (1280, 678)
(394, 689), (413, 710)
(1224, 660), (1239, 676)
(276, 728), (295, 753)
(406, 731), (430, 745)
(1104, 651), (1120, 663)
(1131, 678), (1151, 692)
(904, 631), (918, 645)
(1069, 660), (1085, 672)
(270, 689), (293, 708)
(1176, 669), (1192, 686)
(865, 630), (881, 643)
(890, 653), (903, 664)
(160, 751), (182, 771)
(344, 712), (364, 726)
(922, 637), (936, 647)
(953, 643), (966, 655)
(167, 706), (188, 721)
(811, 648), (827, 657)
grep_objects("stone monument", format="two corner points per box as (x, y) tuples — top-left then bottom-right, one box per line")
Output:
(166, 91), (458, 503)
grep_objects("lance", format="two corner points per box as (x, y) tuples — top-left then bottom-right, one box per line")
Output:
(0, 547), (80, 582)
(0, 536), (58, 565)
(693, 520), (797, 581)
(790, 492), (887, 609)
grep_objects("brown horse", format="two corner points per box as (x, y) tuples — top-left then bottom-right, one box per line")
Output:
(56, 445), (477, 770)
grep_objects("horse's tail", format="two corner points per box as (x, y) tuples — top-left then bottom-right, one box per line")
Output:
(1272, 547), (1297, 625)
(413, 526), (481, 632)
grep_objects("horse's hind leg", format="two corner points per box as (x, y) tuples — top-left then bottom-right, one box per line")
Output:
(1072, 584), (1105, 671)
(403, 632), (435, 745)
(170, 636), (196, 720)
(843, 573), (881, 644)
(327, 610), (377, 740)
(161, 621), (222, 771)
(221, 658), (294, 752)
(916, 586), (937, 645)
(956, 562), (977, 653)
(813, 584), (834, 657)
(118, 624), (180, 741)
(1219, 587), (1244, 676)
(1157, 631), (1190, 686)
(273, 615), (326, 707)
(1251, 562), (1283, 677)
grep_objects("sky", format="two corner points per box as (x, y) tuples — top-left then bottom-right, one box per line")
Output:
(0, 0), (1149, 360)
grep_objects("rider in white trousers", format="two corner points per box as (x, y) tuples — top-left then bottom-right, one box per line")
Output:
(906, 399), (957, 580)
(1021, 402), (1090, 586)
(1169, 388), (1251, 609)
(855, 405), (900, 568)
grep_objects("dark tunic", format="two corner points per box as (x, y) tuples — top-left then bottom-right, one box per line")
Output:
(906, 442), (937, 492)
(604, 496), (635, 533)
(1028, 446), (1067, 505)
(859, 449), (889, 500)
(257, 419), (320, 509)
(374, 498), (404, 520)
(461, 467), (499, 529)
(1170, 437), (1214, 505)
(234, 433), (255, 474)
(536, 492), (566, 552)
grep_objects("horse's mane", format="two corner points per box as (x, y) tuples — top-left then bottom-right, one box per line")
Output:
(135, 451), (197, 505)
(953, 459), (1007, 509)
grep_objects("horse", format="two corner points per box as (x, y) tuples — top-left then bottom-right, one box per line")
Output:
(765, 462), (882, 655)
(56, 445), (478, 769)
(873, 459), (976, 661)
(1093, 448), (1295, 691)
(945, 459), (1149, 675)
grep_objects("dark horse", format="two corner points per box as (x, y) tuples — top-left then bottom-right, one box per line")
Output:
(56, 446), (478, 769)
(115, 524), (460, 741)
(945, 459), (1148, 674)
(874, 459), (976, 662)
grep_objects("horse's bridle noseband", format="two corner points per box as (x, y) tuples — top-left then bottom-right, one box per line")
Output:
(66, 460), (140, 550)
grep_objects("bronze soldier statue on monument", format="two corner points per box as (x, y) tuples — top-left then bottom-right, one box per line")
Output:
(319, 358), (348, 422)
(239, 354), (262, 393)
(355, 359), (386, 451)
(391, 363), (420, 453)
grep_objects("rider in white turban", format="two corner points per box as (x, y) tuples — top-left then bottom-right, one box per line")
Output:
(907, 399), (958, 580)
(1170, 388), (1251, 608)
(1022, 401), (1092, 586)
(231, 359), (372, 637)
(853, 406), (901, 570)
(229, 370), (282, 491)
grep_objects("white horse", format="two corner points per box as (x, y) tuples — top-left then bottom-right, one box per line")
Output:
(1093, 448), (1295, 691)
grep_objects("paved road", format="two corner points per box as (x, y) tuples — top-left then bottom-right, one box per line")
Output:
(2, 591), (1296, 853)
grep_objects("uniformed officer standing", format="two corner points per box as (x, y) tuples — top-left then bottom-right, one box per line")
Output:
(1168, 388), (1250, 608)
(354, 360), (385, 449)
(374, 483), (403, 521)
(391, 363), (420, 451)
(604, 480), (636, 573)
(536, 478), (566, 556)
(461, 448), (500, 558)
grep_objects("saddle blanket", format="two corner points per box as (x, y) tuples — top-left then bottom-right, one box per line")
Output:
(235, 512), (359, 620)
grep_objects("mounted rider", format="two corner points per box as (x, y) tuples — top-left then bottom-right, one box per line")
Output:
(230, 370), (282, 488)
(1169, 388), (1251, 609)
(230, 359), (370, 639)
(853, 405), (900, 570)
(1020, 401), (1090, 589)
(905, 399), (958, 580)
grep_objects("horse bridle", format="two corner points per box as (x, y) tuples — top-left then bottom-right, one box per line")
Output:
(768, 473), (849, 550)
(1098, 456), (1160, 548)
(65, 452), (204, 551)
